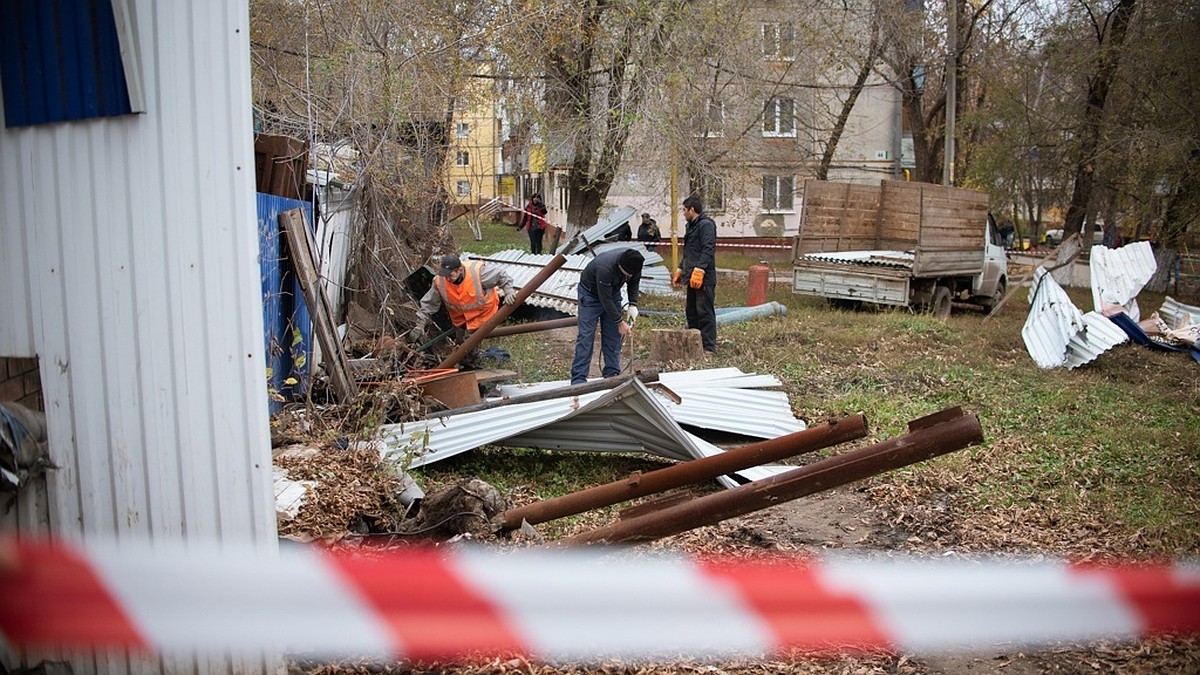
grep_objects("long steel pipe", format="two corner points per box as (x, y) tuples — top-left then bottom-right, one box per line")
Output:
(498, 414), (869, 531)
(559, 407), (983, 546)
(438, 238), (577, 369)
(486, 317), (578, 338)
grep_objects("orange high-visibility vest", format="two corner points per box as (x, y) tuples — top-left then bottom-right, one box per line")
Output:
(433, 261), (499, 330)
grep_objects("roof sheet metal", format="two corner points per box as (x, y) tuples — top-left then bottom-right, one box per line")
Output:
(373, 378), (800, 486)
(1159, 296), (1200, 330)
(495, 368), (805, 439)
(1089, 241), (1157, 320)
(802, 250), (915, 269)
(1023, 268), (1127, 369)
(375, 380), (696, 469)
(556, 205), (639, 254)
(469, 249), (673, 315)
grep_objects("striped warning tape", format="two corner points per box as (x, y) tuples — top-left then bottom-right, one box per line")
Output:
(1, 537), (1198, 661)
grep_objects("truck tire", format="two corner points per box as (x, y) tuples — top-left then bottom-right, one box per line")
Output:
(981, 279), (1006, 311)
(929, 285), (952, 320)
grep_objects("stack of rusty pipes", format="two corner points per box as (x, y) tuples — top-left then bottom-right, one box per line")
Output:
(497, 413), (870, 532)
(520, 406), (981, 546)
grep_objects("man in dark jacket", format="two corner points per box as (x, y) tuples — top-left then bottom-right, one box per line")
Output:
(673, 195), (717, 353)
(636, 213), (660, 252)
(571, 248), (644, 384)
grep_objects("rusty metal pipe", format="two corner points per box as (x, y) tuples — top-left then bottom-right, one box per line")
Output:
(438, 239), (577, 369)
(498, 414), (869, 531)
(486, 317), (578, 338)
(559, 408), (983, 546)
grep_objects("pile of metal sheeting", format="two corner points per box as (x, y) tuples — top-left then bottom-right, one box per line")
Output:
(495, 368), (804, 439)
(468, 247), (674, 315)
(1022, 242), (1192, 369)
(370, 369), (805, 487)
(1022, 267), (1128, 369)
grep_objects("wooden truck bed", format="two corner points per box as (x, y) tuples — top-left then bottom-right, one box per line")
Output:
(792, 180), (989, 278)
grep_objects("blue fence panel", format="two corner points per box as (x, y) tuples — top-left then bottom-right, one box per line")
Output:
(257, 193), (314, 412)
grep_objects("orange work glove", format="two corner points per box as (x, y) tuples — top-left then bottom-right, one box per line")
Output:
(671, 269), (683, 286)
(689, 268), (705, 289)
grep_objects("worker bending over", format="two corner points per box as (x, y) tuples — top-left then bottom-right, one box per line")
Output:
(409, 254), (515, 342)
(571, 248), (644, 385)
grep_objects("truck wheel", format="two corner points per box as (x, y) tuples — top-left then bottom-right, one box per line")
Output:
(929, 285), (952, 320)
(982, 280), (1006, 311)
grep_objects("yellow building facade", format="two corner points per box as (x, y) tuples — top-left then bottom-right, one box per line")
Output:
(445, 63), (500, 208)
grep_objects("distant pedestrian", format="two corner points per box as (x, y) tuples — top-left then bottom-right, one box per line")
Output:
(673, 195), (717, 353)
(636, 213), (660, 252)
(571, 249), (644, 385)
(519, 194), (548, 254)
(612, 220), (633, 242)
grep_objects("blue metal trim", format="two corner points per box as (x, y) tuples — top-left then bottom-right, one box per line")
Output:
(0, 0), (133, 128)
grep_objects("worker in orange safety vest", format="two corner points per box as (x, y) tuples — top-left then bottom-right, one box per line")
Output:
(408, 253), (516, 342)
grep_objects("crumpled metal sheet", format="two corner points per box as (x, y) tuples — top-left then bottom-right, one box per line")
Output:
(555, 205), (639, 254)
(371, 376), (801, 487)
(1023, 268), (1128, 369)
(1089, 241), (1156, 320)
(1159, 296), (1200, 330)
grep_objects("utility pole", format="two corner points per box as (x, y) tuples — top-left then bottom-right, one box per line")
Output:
(670, 162), (679, 273)
(943, 0), (957, 186)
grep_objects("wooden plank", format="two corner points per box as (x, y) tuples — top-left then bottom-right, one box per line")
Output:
(279, 208), (358, 403)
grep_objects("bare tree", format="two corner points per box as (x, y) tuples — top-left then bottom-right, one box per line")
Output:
(1059, 0), (1138, 237)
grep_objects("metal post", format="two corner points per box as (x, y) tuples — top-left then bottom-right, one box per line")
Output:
(559, 408), (983, 546)
(498, 414), (869, 531)
(943, 0), (958, 186)
(486, 317), (578, 338)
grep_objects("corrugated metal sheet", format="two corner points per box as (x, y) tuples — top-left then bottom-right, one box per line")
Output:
(490, 368), (805, 443)
(469, 248), (673, 315)
(1089, 241), (1157, 320)
(556, 205), (638, 254)
(0, 0), (135, 127)
(1159, 296), (1200, 330)
(0, 5), (276, 673)
(801, 250), (915, 269)
(1022, 268), (1127, 369)
(375, 379), (796, 487)
(258, 194), (314, 409)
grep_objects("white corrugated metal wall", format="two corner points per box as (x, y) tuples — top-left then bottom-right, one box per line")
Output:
(0, 2), (276, 673)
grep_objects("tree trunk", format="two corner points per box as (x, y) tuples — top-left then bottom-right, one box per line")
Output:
(1062, 0), (1138, 237)
(650, 329), (705, 366)
(817, 29), (880, 181)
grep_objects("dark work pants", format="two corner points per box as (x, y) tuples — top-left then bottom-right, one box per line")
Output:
(571, 283), (623, 384)
(529, 228), (544, 254)
(686, 284), (717, 352)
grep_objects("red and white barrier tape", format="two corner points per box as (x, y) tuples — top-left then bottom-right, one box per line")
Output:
(1, 538), (1198, 661)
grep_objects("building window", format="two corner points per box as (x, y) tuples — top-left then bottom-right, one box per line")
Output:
(704, 100), (724, 137)
(690, 175), (726, 213)
(456, 180), (471, 197)
(456, 151), (470, 167)
(762, 97), (795, 137)
(456, 122), (470, 138)
(762, 175), (794, 212)
(1, 0), (145, 128)
(762, 22), (796, 60)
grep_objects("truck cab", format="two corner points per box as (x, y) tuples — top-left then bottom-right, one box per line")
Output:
(972, 214), (1008, 309)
